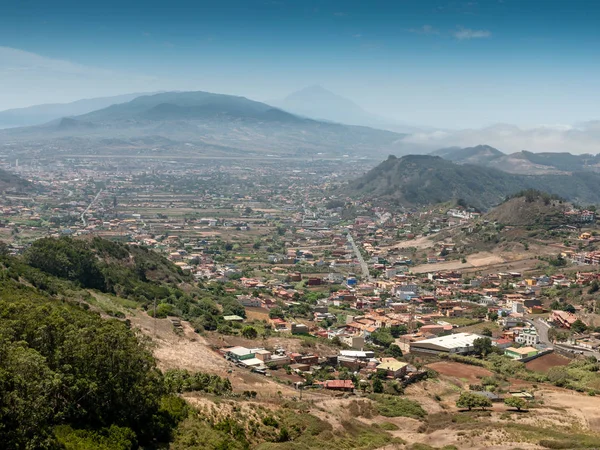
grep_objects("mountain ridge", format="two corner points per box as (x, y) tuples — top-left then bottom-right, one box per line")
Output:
(431, 145), (600, 175)
(0, 92), (157, 129)
(0, 90), (407, 159)
(347, 154), (600, 210)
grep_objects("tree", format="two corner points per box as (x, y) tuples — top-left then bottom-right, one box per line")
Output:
(504, 397), (527, 411)
(371, 329), (394, 348)
(456, 392), (492, 411)
(481, 327), (493, 337)
(588, 281), (600, 294)
(269, 307), (285, 320)
(372, 377), (384, 393)
(563, 303), (576, 314)
(571, 319), (587, 334)
(390, 325), (408, 338)
(472, 337), (493, 356)
(0, 240), (8, 257)
(241, 326), (258, 339)
(387, 344), (403, 358)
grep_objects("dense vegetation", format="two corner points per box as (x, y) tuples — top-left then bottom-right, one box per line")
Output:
(0, 237), (249, 449)
(348, 155), (600, 210)
(13, 236), (246, 330)
(0, 277), (184, 449)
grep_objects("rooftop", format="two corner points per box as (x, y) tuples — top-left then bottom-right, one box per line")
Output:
(414, 332), (482, 349)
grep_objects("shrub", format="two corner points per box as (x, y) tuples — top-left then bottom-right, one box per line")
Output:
(372, 396), (427, 419)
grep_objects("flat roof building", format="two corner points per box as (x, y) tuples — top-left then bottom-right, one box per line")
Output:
(409, 332), (482, 355)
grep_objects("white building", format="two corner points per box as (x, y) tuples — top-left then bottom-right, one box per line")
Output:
(515, 328), (540, 346)
(409, 332), (483, 355)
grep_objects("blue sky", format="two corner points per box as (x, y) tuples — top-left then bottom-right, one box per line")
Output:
(1, 0), (599, 128)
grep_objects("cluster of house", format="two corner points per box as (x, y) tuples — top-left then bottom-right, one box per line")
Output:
(569, 251), (600, 266)
(220, 345), (416, 391)
(564, 209), (596, 223)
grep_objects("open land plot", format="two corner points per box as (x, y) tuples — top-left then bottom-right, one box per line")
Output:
(426, 361), (493, 383)
(525, 352), (571, 373)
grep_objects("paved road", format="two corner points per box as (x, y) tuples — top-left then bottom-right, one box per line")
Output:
(528, 317), (600, 360)
(347, 233), (370, 281)
(81, 189), (103, 227)
(530, 318), (551, 345)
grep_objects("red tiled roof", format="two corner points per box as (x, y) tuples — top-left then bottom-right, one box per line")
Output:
(322, 379), (354, 389)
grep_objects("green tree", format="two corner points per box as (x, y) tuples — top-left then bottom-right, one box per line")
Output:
(387, 344), (403, 358)
(456, 392), (492, 411)
(571, 319), (587, 334)
(372, 377), (384, 393)
(241, 326), (258, 339)
(481, 327), (493, 337)
(472, 337), (493, 356)
(269, 307), (285, 320)
(390, 325), (408, 338)
(504, 397), (527, 411)
(371, 329), (394, 348)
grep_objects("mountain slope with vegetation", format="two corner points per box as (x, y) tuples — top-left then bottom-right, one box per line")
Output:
(347, 155), (600, 210)
(0, 276), (187, 449)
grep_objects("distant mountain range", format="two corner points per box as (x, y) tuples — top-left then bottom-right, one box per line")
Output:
(3, 89), (600, 165)
(0, 92), (156, 129)
(270, 85), (424, 133)
(346, 154), (600, 210)
(0, 91), (406, 159)
(430, 145), (600, 175)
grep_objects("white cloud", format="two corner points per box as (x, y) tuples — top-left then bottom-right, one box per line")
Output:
(0, 46), (113, 76)
(0, 46), (161, 109)
(394, 122), (600, 155)
(407, 25), (440, 35)
(453, 26), (491, 40)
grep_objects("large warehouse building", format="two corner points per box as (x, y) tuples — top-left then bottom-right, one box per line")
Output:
(409, 332), (483, 355)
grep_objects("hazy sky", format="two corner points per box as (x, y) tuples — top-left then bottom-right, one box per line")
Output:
(1, 0), (599, 128)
